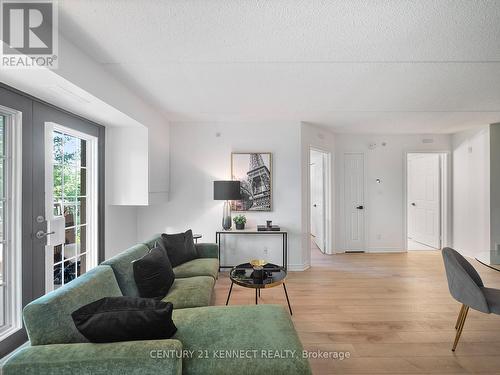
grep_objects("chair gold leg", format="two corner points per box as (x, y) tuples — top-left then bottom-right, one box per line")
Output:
(455, 305), (465, 329)
(452, 305), (469, 352)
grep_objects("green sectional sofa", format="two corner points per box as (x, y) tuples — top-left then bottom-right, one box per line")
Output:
(2, 236), (311, 375)
(99, 238), (219, 309)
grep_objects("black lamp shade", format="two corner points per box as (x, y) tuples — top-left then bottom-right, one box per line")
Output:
(214, 181), (241, 200)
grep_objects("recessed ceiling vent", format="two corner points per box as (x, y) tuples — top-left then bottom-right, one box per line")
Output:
(422, 138), (434, 144)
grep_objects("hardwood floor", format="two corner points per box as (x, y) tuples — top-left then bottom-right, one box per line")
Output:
(213, 247), (500, 374)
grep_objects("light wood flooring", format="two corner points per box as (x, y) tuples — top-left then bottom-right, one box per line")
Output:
(213, 247), (500, 374)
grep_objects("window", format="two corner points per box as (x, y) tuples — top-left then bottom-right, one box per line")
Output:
(0, 107), (22, 341)
(46, 124), (97, 291)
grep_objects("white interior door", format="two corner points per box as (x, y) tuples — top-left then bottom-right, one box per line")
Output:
(344, 153), (364, 251)
(407, 154), (441, 249)
(310, 150), (325, 252)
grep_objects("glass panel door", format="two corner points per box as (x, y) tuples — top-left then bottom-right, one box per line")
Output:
(0, 108), (22, 342)
(0, 115), (5, 329)
(45, 124), (97, 292)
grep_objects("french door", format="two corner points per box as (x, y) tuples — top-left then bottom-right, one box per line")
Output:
(44, 124), (98, 292)
(0, 85), (104, 357)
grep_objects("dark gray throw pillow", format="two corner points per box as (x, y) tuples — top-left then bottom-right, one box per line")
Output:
(158, 229), (198, 267)
(72, 297), (177, 343)
(133, 246), (175, 298)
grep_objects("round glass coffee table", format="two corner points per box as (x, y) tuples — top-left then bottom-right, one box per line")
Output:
(226, 262), (293, 315)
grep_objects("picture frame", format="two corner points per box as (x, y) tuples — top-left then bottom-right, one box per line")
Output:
(231, 152), (272, 211)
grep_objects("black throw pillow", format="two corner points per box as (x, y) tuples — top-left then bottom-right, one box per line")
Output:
(72, 297), (177, 343)
(158, 229), (198, 267)
(133, 247), (175, 298)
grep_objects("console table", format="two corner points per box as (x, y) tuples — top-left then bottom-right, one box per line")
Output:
(215, 229), (288, 271)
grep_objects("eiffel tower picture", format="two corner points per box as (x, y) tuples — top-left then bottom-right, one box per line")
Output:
(231, 152), (272, 211)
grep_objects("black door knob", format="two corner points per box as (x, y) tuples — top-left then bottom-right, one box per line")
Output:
(313, 204), (317, 207)
(411, 202), (416, 206)
(356, 205), (364, 210)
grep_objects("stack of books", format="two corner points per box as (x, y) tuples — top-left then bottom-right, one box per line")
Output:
(257, 225), (281, 231)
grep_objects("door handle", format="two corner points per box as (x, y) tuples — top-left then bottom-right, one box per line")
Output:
(411, 202), (416, 206)
(35, 230), (55, 239)
(313, 204), (317, 207)
(356, 205), (364, 210)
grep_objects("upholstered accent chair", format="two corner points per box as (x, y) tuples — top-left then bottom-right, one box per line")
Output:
(442, 247), (500, 351)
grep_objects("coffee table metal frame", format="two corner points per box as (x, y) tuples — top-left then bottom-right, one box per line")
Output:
(225, 264), (293, 315)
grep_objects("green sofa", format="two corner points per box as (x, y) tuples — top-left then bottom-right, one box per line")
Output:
(2, 236), (311, 375)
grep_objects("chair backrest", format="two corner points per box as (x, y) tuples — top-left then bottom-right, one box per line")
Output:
(442, 247), (489, 313)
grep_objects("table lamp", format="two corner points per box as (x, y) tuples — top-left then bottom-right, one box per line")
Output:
(213, 181), (241, 230)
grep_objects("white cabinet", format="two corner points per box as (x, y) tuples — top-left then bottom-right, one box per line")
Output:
(106, 123), (170, 206)
(106, 126), (149, 205)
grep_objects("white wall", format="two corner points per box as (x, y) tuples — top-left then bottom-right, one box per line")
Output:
(148, 122), (170, 204)
(105, 206), (138, 259)
(300, 123), (335, 266)
(489, 124), (500, 257)
(452, 127), (490, 258)
(57, 35), (167, 129)
(137, 121), (305, 269)
(334, 134), (451, 252)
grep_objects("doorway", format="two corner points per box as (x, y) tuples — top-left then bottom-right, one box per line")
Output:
(309, 148), (332, 256)
(0, 85), (105, 357)
(406, 152), (448, 250)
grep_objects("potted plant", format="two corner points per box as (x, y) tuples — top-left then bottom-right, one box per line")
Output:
(233, 215), (247, 230)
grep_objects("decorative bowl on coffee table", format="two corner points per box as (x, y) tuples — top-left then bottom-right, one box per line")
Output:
(250, 259), (267, 268)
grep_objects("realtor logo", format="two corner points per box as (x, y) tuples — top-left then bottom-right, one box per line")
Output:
(1, 0), (58, 68)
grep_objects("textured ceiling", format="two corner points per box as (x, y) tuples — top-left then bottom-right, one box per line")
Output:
(58, 0), (500, 133)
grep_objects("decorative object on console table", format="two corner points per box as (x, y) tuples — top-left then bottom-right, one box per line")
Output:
(231, 152), (272, 211)
(233, 215), (246, 230)
(257, 224), (281, 231)
(213, 181), (241, 230)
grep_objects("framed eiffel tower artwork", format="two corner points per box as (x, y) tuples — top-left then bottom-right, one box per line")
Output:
(231, 152), (272, 211)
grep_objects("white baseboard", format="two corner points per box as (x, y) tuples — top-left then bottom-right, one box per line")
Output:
(336, 247), (405, 253)
(366, 247), (405, 253)
(288, 263), (310, 271)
